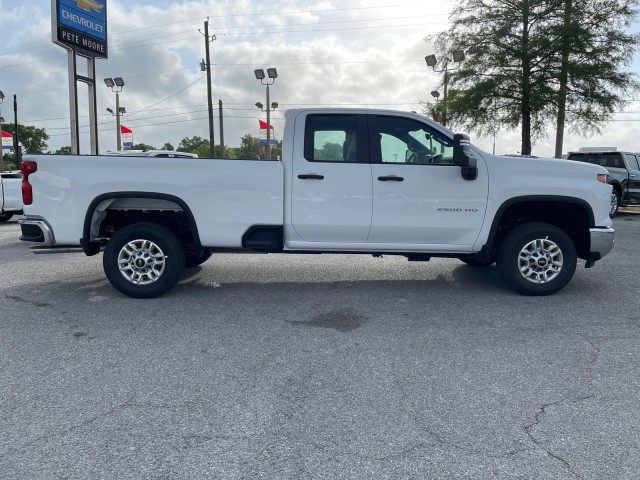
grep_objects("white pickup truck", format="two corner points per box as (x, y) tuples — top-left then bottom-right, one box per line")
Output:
(18, 108), (614, 298)
(1, 170), (23, 222)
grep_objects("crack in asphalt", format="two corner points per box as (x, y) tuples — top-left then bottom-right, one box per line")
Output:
(519, 333), (603, 479)
(0, 396), (136, 460)
(524, 399), (579, 477)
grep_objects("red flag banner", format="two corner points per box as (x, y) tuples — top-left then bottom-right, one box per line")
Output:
(259, 119), (275, 145)
(120, 125), (133, 148)
(2, 131), (13, 150)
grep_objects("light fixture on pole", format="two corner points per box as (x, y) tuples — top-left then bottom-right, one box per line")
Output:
(104, 77), (125, 150)
(424, 50), (465, 127)
(254, 67), (278, 160)
(430, 90), (442, 123)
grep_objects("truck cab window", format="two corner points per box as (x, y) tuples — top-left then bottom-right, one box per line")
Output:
(306, 115), (360, 162)
(376, 116), (453, 165)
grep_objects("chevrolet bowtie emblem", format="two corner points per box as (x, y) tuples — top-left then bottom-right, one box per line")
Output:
(72, 0), (103, 13)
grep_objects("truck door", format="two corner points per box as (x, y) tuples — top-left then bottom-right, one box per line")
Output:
(623, 154), (640, 204)
(367, 115), (488, 246)
(291, 114), (373, 242)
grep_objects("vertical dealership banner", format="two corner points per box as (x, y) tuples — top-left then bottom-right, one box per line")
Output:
(120, 125), (133, 148)
(2, 131), (13, 151)
(52, 0), (108, 58)
(259, 119), (275, 144)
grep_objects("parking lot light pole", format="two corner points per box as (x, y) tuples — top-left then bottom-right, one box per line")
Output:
(104, 78), (125, 150)
(425, 50), (465, 127)
(254, 68), (278, 160)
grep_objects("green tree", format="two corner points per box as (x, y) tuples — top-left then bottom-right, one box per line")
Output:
(129, 143), (156, 151)
(53, 146), (72, 154)
(177, 136), (209, 154)
(314, 142), (343, 161)
(3, 123), (49, 154)
(161, 142), (175, 151)
(235, 134), (282, 160)
(427, 0), (639, 155)
(550, 0), (640, 156)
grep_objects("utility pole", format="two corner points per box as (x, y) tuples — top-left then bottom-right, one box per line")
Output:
(218, 99), (224, 159)
(202, 20), (215, 158)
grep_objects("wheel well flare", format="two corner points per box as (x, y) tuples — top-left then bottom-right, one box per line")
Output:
(493, 200), (591, 260)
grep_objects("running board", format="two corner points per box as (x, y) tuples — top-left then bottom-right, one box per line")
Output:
(30, 245), (101, 254)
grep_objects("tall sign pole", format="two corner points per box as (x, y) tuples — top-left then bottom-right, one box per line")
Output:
(51, 0), (108, 154)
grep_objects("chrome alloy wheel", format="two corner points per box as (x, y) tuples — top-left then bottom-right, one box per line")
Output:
(518, 238), (563, 284)
(117, 239), (166, 285)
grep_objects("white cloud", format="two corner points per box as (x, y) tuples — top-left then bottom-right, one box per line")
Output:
(1, 0), (639, 157)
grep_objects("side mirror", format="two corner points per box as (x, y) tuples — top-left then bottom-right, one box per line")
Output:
(453, 133), (478, 181)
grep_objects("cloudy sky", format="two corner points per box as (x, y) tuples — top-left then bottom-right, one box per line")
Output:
(1, 0), (640, 156)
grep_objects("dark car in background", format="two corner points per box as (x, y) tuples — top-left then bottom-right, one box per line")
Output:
(567, 150), (640, 217)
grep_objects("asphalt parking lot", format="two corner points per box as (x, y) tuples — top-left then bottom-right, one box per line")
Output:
(1, 211), (639, 479)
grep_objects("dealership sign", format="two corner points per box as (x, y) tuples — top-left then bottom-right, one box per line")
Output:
(52, 0), (108, 58)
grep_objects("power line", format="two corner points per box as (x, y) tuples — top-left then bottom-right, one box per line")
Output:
(0, 2), (447, 56)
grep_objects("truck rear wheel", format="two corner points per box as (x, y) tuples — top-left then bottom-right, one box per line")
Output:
(0, 213), (13, 223)
(497, 222), (576, 296)
(103, 223), (185, 298)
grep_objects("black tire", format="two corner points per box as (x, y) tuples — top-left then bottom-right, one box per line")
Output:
(185, 247), (212, 268)
(0, 213), (13, 223)
(458, 254), (495, 267)
(103, 222), (185, 298)
(610, 190), (620, 218)
(497, 222), (576, 296)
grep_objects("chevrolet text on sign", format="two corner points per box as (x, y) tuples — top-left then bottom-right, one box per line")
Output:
(52, 0), (108, 58)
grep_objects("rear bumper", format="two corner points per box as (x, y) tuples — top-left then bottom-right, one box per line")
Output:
(18, 216), (55, 245)
(587, 226), (614, 263)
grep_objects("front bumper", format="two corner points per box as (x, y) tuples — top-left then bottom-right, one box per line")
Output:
(18, 216), (55, 245)
(587, 226), (615, 265)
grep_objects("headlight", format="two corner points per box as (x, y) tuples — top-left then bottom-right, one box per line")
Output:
(597, 173), (609, 183)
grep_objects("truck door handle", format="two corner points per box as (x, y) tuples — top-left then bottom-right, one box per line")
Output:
(377, 175), (404, 182)
(298, 174), (324, 180)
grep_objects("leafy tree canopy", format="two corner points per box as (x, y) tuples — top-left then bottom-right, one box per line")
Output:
(235, 134), (282, 160)
(129, 143), (156, 151)
(53, 146), (72, 155)
(427, 0), (640, 155)
(2, 123), (49, 154)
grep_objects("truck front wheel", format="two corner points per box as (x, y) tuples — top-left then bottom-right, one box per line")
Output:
(103, 223), (185, 298)
(610, 190), (620, 218)
(497, 222), (576, 296)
